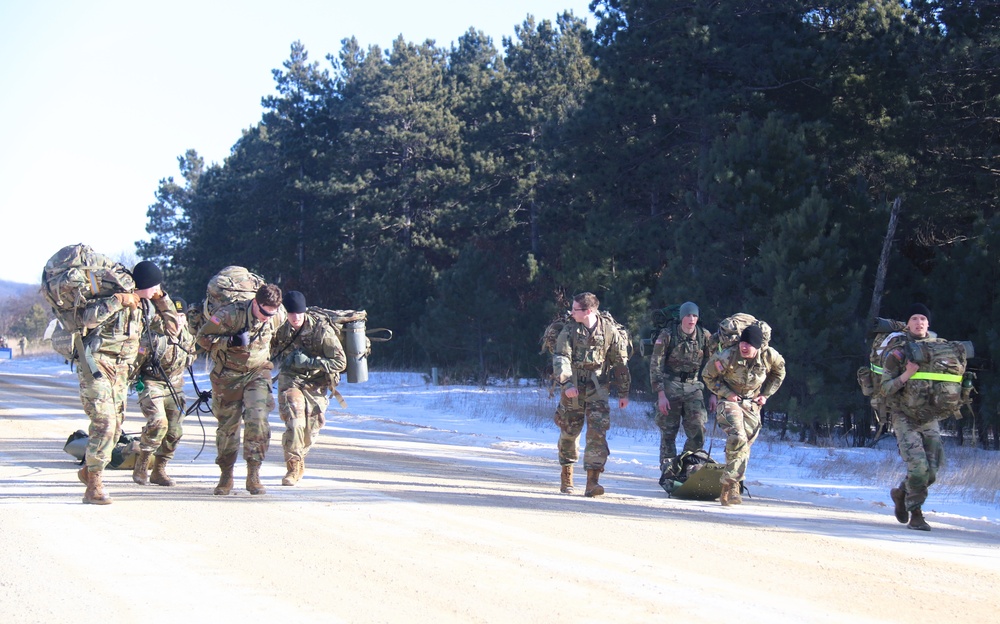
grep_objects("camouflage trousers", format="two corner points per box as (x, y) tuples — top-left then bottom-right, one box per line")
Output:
(137, 376), (186, 459)
(890, 411), (944, 510)
(77, 352), (131, 472)
(654, 380), (708, 470)
(210, 368), (275, 462)
(715, 398), (762, 485)
(278, 378), (330, 462)
(554, 375), (611, 471)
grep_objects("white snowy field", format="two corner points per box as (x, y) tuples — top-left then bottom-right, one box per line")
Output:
(2, 353), (999, 623)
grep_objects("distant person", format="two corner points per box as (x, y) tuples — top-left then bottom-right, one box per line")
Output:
(197, 283), (286, 496)
(18, 335), (27, 356)
(648, 301), (715, 477)
(880, 304), (951, 531)
(131, 297), (197, 486)
(271, 291), (346, 486)
(552, 292), (631, 497)
(702, 325), (785, 506)
(0, 335), (8, 349)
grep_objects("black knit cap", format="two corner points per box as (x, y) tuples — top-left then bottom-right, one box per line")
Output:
(283, 290), (307, 314)
(132, 261), (163, 290)
(740, 325), (764, 349)
(907, 303), (931, 324)
(173, 297), (187, 313)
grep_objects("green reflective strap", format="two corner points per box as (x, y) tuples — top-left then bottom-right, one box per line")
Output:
(910, 372), (963, 383)
(870, 364), (884, 375)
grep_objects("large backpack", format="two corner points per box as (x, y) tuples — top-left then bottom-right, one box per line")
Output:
(709, 313), (771, 353)
(897, 339), (968, 424)
(40, 244), (135, 334)
(658, 449), (726, 500)
(856, 317), (909, 400)
(539, 310), (632, 395)
(639, 305), (682, 357)
(204, 266), (266, 317)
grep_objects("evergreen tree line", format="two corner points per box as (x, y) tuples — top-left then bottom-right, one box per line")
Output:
(138, 1), (1000, 448)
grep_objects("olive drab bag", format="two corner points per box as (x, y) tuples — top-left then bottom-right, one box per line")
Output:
(40, 244), (135, 334)
(896, 339), (969, 424)
(709, 313), (771, 353)
(204, 266), (266, 317)
(658, 449), (725, 500)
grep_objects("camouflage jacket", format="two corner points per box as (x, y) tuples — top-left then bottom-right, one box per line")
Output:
(702, 344), (785, 401)
(136, 311), (196, 383)
(271, 313), (347, 387)
(196, 300), (286, 375)
(553, 314), (630, 395)
(649, 323), (712, 394)
(81, 293), (179, 361)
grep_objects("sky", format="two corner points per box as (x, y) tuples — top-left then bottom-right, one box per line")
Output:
(0, 0), (593, 285)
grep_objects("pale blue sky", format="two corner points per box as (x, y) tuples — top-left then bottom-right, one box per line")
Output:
(0, 0), (593, 284)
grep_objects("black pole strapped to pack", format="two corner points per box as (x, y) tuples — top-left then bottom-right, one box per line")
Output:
(185, 365), (213, 461)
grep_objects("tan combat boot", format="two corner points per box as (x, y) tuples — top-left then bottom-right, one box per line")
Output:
(908, 507), (931, 531)
(729, 481), (743, 505)
(82, 468), (112, 505)
(132, 450), (152, 485)
(584, 469), (605, 497)
(246, 459), (266, 495)
(890, 486), (908, 523)
(149, 456), (175, 486)
(719, 481), (732, 506)
(214, 452), (237, 496)
(282, 457), (303, 486)
(559, 464), (574, 494)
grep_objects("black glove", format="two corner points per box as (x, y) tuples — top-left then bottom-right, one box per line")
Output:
(228, 331), (250, 347)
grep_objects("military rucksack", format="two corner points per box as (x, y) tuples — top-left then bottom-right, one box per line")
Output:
(40, 244), (135, 334)
(204, 266), (266, 317)
(658, 449), (726, 500)
(896, 339), (969, 424)
(856, 317), (909, 400)
(540, 310), (632, 359)
(639, 305), (682, 357)
(709, 313), (771, 353)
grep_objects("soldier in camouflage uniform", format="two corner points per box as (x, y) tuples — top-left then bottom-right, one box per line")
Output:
(271, 291), (346, 486)
(553, 292), (631, 497)
(880, 303), (941, 531)
(702, 325), (785, 506)
(132, 297), (197, 487)
(649, 301), (716, 475)
(77, 260), (179, 504)
(196, 284), (286, 496)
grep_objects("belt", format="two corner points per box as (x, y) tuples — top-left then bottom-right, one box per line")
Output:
(668, 372), (697, 382)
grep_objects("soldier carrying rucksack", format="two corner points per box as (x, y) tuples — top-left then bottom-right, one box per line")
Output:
(648, 301), (716, 478)
(881, 303), (969, 532)
(552, 292), (631, 497)
(40, 245), (179, 505)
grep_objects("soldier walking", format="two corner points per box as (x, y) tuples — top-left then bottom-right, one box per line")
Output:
(702, 325), (785, 506)
(196, 284), (286, 495)
(648, 301), (715, 477)
(552, 292), (631, 497)
(271, 291), (346, 486)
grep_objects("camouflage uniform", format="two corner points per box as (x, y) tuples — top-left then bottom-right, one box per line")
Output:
(702, 344), (785, 486)
(272, 313), (347, 465)
(649, 323), (712, 468)
(197, 301), (286, 463)
(79, 294), (179, 471)
(553, 315), (631, 471)
(880, 332), (945, 512)
(134, 314), (197, 460)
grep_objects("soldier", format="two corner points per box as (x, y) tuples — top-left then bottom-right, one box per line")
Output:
(648, 301), (716, 476)
(18, 335), (27, 356)
(702, 325), (785, 506)
(271, 291), (347, 486)
(880, 303), (943, 531)
(132, 297), (197, 486)
(553, 292), (631, 497)
(196, 284), (286, 496)
(77, 260), (179, 504)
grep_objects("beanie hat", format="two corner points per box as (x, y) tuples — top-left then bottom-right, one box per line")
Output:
(283, 291), (307, 314)
(907, 303), (931, 324)
(173, 297), (187, 313)
(740, 325), (764, 349)
(132, 261), (163, 290)
(679, 301), (699, 318)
